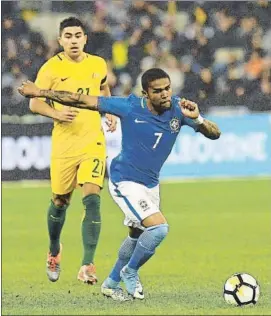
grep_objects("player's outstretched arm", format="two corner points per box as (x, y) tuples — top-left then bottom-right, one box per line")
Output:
(38, 89), (98, 110)
(180, 98), (221, 140)
(18, 81), (99, 111)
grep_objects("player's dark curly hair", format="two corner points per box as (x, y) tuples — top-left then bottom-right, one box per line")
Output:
(141, 68), (171, 91)
(59, 17), (86, 35)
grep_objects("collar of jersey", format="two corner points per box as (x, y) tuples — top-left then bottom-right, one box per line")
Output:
(61, 52), (87, 63)
(140, 97), (146, 108)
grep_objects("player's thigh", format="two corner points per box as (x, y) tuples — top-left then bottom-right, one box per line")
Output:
(77, 155), (106, 189)
(148, 184), (160, 209)
(50, 157), (78, 195)
(108, 180), (161, 229)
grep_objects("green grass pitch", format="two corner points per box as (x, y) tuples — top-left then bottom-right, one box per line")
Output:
(2, 178), (271, 315)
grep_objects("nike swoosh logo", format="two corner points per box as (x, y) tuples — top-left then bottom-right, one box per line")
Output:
(135, 118), (147, 123)
(92, 221), (101, 224)
(61, 77), (69, 81)
(50, 215), (60, 222)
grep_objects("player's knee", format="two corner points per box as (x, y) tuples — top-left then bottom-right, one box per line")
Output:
(52, 195), (70, 207)
(83, 183), (101, 196)
(148, 223), (169, 244)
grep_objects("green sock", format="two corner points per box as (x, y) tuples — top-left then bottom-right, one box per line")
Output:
(47, 201), (67, 256)
(81, 194), (101, 265)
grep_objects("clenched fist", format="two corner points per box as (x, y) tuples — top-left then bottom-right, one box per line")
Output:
(179, 98), (200, 119)
(18, 80), (41, 98)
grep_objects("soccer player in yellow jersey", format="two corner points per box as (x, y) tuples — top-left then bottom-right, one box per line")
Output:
(29, 17), (116, 284)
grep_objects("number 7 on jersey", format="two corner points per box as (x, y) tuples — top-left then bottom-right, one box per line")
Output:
(153, 132), (163, 149)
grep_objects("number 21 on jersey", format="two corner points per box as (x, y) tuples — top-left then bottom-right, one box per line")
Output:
(152, 132), (163, 149)
(77, 88), (90, 95)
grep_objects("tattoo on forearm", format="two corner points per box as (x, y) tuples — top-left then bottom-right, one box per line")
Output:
(199, 119), (221, 140)
(40, 90), (81, 103)
(39, 90), (98, 110)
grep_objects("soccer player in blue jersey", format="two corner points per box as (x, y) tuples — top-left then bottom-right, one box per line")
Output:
(19, 68), (221, 301)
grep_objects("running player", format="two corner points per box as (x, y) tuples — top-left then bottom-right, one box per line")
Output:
(18, 68), (221, 300)
(24, 17), (117, 284)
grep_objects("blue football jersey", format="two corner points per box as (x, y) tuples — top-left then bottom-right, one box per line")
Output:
(98, 94), (199, 187)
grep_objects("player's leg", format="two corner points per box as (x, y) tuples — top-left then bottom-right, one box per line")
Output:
(106, 227), (143, 285)
(48, 193), (72, 256)
(101, 227), (143, 300)
(121, 212), (168, 274)
(76, 155), (106, 284)
(109, 180), (169, 298)
(102, 182), (161, 293)
(47, 157), (77, 282)
(121, 216), (168, 299)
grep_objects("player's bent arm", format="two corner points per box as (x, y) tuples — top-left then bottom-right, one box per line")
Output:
(197, 119), (221, 140)
(100, 83), (111, 97)
(29, 98), (60, 120)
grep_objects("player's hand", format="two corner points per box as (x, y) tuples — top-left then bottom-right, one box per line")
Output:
(179, 98), (200, 119)
(18, 80), (41, 98)
(105, 113), (117, 132)
(54, 106), (79, 123)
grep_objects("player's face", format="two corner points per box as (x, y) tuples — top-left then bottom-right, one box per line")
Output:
(146, 78), (172, 113)
(58, 26), (87, 59)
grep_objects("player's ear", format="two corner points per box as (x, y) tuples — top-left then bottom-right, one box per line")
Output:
(84, 34), (87, 45)
(142, 90), (148, 98)
(58, 36), (63, 48)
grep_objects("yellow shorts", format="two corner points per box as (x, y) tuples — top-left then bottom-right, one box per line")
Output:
(50, 153), (106, 195)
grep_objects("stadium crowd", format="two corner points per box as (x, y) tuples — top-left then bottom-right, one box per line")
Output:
(2, 0), (271, 116)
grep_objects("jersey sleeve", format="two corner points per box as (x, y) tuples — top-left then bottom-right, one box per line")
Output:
(98, 96), (131, 117)
(35, 62), (54, 101)
(35, 62), (53, 89)
(99, 58), (108, 87)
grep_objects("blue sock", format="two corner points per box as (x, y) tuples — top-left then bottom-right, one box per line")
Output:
(127, 224), (169, 271)
(107, 236), (138, 285)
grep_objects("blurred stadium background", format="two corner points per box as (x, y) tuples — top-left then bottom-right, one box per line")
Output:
(2, 0), (271, 181)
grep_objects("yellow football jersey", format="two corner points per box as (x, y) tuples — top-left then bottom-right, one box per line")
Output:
(35, 52), (107, 158)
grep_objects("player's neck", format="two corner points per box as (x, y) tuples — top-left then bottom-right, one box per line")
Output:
(146, 102), (159, 115)
(63, 51), (86, 63)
